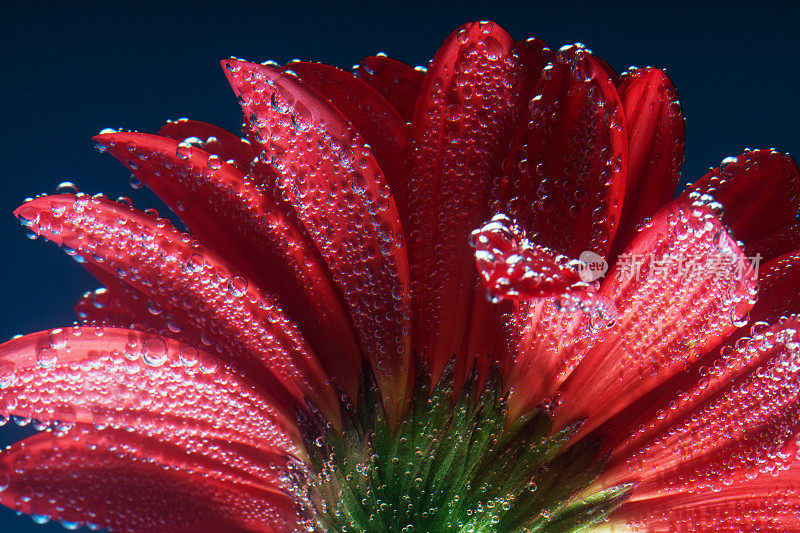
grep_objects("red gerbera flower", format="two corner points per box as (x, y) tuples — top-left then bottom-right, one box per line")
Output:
(2, 20), (800, 532)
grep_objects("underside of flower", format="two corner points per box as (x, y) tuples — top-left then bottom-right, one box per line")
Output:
(300, 365), (632, 532)
(1, 16), (800, 533)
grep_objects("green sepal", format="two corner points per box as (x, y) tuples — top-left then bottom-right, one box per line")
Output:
(300, 361), (630, 532)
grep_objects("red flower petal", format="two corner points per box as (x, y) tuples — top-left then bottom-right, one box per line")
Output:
(451, 38), (555, 393)
(593, 55), (621, 85)
(584, 250), (798, 457)
(0, 327), (300, 456)
(461, 38), (554, 390)
(158, 118), (256, 172)
(496, 43), (627, 259)
(472, 216), (618, 418)
(551, 198), (757, 437)
(407, 21), (520, 385)
(15, 195), (339, 421)
(74, 263), (213, 355)
(222, 60), (412, 422)
(354, 55), (424, 122)
(76, 285), (141, 325)
(285, 62), (410, 221)
(0, 431), (300, 532)
(0, 326), (299, 492)
(470, 214), (615, 308)
(611, 67), (684, 255)
(611, 464), (800, 531)
(745, 221), (800, 262)
(750, 251), (800, 323)
(682, 149), (800, 243)
(602, 319), (800, 499)
(95, 131), (362, 399)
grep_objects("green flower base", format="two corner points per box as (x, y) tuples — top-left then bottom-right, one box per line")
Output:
(301, 365), (632, 532)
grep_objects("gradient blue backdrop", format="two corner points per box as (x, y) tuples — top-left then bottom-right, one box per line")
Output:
(1, 1), (798, 531)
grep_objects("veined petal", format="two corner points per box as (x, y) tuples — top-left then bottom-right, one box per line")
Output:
(0, 327), (300, 456)
(552, 198), (757, 437)
(613, 217), (800, 449)
(407, 21), (520, 385)
(496, 43), (627, 259)
(504, 299), (611, 421)
(586, 249), (800, 457)
(0, 431), (301, 533)
(682, 149), (800, 243)
(158, 118), (257, 173)
(608, 468), (800, 532)
(15, 195), (339, 421)
(354, 55), (424, 122)
(601, 318), (800, 495)
(0, 327), (299, 491)
(95, 131), (362, 399)
(286, 62), (410, 221)
(222, 59), (412, 422)
(611, 67), (684, 256)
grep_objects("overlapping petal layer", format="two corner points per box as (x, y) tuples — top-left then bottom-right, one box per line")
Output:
(611, 67), (684, 256)
(682, 149), (800, 244)
(602, 319), (800, 491)
(286, 62), (410, 221)
(15, 195), (338, 420)
(0, 327), (300, 462)
(550, 198), (756, 434)
(95, 131), (362, 399)
(495, 43), (627, 258)
(222, 59), (412, 421)
(354, 56), (424, 123)
(158, 119), (257, 172)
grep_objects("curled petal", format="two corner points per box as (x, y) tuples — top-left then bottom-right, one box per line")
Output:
(472, 214), (590, 301)
(472, 214), (615, 418)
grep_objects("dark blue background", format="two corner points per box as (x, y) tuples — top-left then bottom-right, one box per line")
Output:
(1, 1), (798, 530)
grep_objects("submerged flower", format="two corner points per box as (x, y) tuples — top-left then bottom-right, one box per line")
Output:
(2, 19), (800, 532)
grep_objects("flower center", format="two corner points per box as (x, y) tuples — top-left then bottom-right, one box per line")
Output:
(298, 367), (632, 532)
